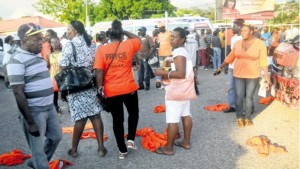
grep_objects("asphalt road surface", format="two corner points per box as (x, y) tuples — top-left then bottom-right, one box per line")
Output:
(0, 68), (298, 169)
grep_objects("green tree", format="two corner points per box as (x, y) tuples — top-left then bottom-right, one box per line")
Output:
(35, 0), (83, 24)
(270, 2), (299, 24)
(34, 0), (176, 25)
(94, 0), (176, 21)
(175, 7), (215, 21)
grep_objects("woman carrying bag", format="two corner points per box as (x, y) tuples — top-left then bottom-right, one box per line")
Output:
(154, 27), (196, 155)
(94, 20), (141, 160)
(59, 20), (106, 158)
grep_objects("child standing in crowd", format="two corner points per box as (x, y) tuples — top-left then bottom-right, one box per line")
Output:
(46, 36), (63, 114)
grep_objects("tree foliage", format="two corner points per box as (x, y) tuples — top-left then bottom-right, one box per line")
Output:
(270, 2), (299, 24)
(175, 7), (215, 21)
(34, 0), (176, 25)
(94, 0), (176, 21)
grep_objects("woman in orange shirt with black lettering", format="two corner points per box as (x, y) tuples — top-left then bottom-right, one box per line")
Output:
(215, 24), (270, 127)
(94, 20), (141, 160)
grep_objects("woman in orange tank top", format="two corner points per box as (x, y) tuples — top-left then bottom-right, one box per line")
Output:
(214, 24), (270, 128)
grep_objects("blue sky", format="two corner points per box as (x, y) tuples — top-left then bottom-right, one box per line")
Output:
(0, 0), (296, 20)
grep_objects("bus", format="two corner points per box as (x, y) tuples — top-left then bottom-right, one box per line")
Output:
(92, 16), (214, 36)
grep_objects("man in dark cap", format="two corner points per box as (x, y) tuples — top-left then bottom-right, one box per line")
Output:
(137, 26), (155, 91)
(6, 23), (62, 169)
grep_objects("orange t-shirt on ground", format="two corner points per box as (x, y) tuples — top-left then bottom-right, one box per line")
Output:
(94, 38), (141, 97)
(225, 38), (268, 78)
(157, 31), (172, 57)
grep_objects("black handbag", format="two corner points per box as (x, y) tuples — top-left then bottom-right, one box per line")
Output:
(97, 42), (121, 112)
(55, 42), (95, 95)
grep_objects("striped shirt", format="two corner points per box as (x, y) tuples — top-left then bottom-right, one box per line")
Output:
(6, 48), (54, 111)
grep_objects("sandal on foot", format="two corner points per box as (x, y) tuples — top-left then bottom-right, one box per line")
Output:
(68, 149), (78, 158)
(154, 147), (174, 155)
(174, 142), (191, 150)
(98, 148), (107, 157)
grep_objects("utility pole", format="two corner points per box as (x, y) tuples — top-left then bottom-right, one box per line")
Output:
(215, 0), (217, 23)
(86, 0), (91, 35)
(165, 11), (168, 30)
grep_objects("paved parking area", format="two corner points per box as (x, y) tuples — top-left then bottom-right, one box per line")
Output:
(0, 69), (298, 169)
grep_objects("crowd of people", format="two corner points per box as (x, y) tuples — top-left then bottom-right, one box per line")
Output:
(1, 18), (294, 168)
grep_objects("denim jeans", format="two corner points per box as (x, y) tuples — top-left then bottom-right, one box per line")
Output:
(235, 78), (259, 119)
(20, 105), (62, 169)
(212, 47), (221, 71)
(227, 68), (235, 108)
(138, 60), (150, 88)
(106, 91), (139, 153)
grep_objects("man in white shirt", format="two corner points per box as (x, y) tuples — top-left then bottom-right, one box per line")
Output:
(224, 19), (244, 113)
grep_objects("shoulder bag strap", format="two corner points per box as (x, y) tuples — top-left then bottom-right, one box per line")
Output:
(103, 42), (121, 76)
(70, 42), (77, 63)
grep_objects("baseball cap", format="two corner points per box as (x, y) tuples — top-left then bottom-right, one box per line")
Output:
(157, 22), (165, 28)
(18, 23), (43, 40)
(138, 26), (147, 32)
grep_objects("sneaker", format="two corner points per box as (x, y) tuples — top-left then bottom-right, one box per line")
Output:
(127, 140), (137, 150)
(155, 82), (161, 88)
(56, 107), (63, 114)
(119, 151), (128, 159)
(145, 87), (150, 91)
(158, 85), (164, 90)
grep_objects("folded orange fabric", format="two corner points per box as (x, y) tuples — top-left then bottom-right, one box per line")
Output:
(204, 103), (230, 112)
(80, 131), (108, 141)
(246, 136), (287, 157)
(49, 159), (73, 169)
(126, 127), (167, 152)
(0, 149), (31, 166)
(62, 122), (93, 134)
(154, 105), (166, 113)
(259, 96), (275, 105)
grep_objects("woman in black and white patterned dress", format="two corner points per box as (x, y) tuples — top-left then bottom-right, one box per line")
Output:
(59, 21), (107, 158)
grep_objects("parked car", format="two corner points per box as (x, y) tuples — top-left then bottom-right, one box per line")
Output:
(271, 34), (299, 110)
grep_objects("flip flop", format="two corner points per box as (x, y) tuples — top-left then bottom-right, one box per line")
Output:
(154, 147), (174, 155)
(68, 149), (78, 158)
(174, 142), (191, 150)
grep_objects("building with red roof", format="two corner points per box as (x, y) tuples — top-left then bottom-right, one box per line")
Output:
(0, 16), (65, 35)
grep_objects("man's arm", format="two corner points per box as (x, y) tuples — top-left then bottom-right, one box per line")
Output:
(147, 36), (155, 59)
(12, 84), (40, 137)
(123, 30), (141, 43)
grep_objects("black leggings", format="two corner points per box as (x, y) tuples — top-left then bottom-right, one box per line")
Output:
(106, 91), (139, 153)
(54, 91), (58, 108)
